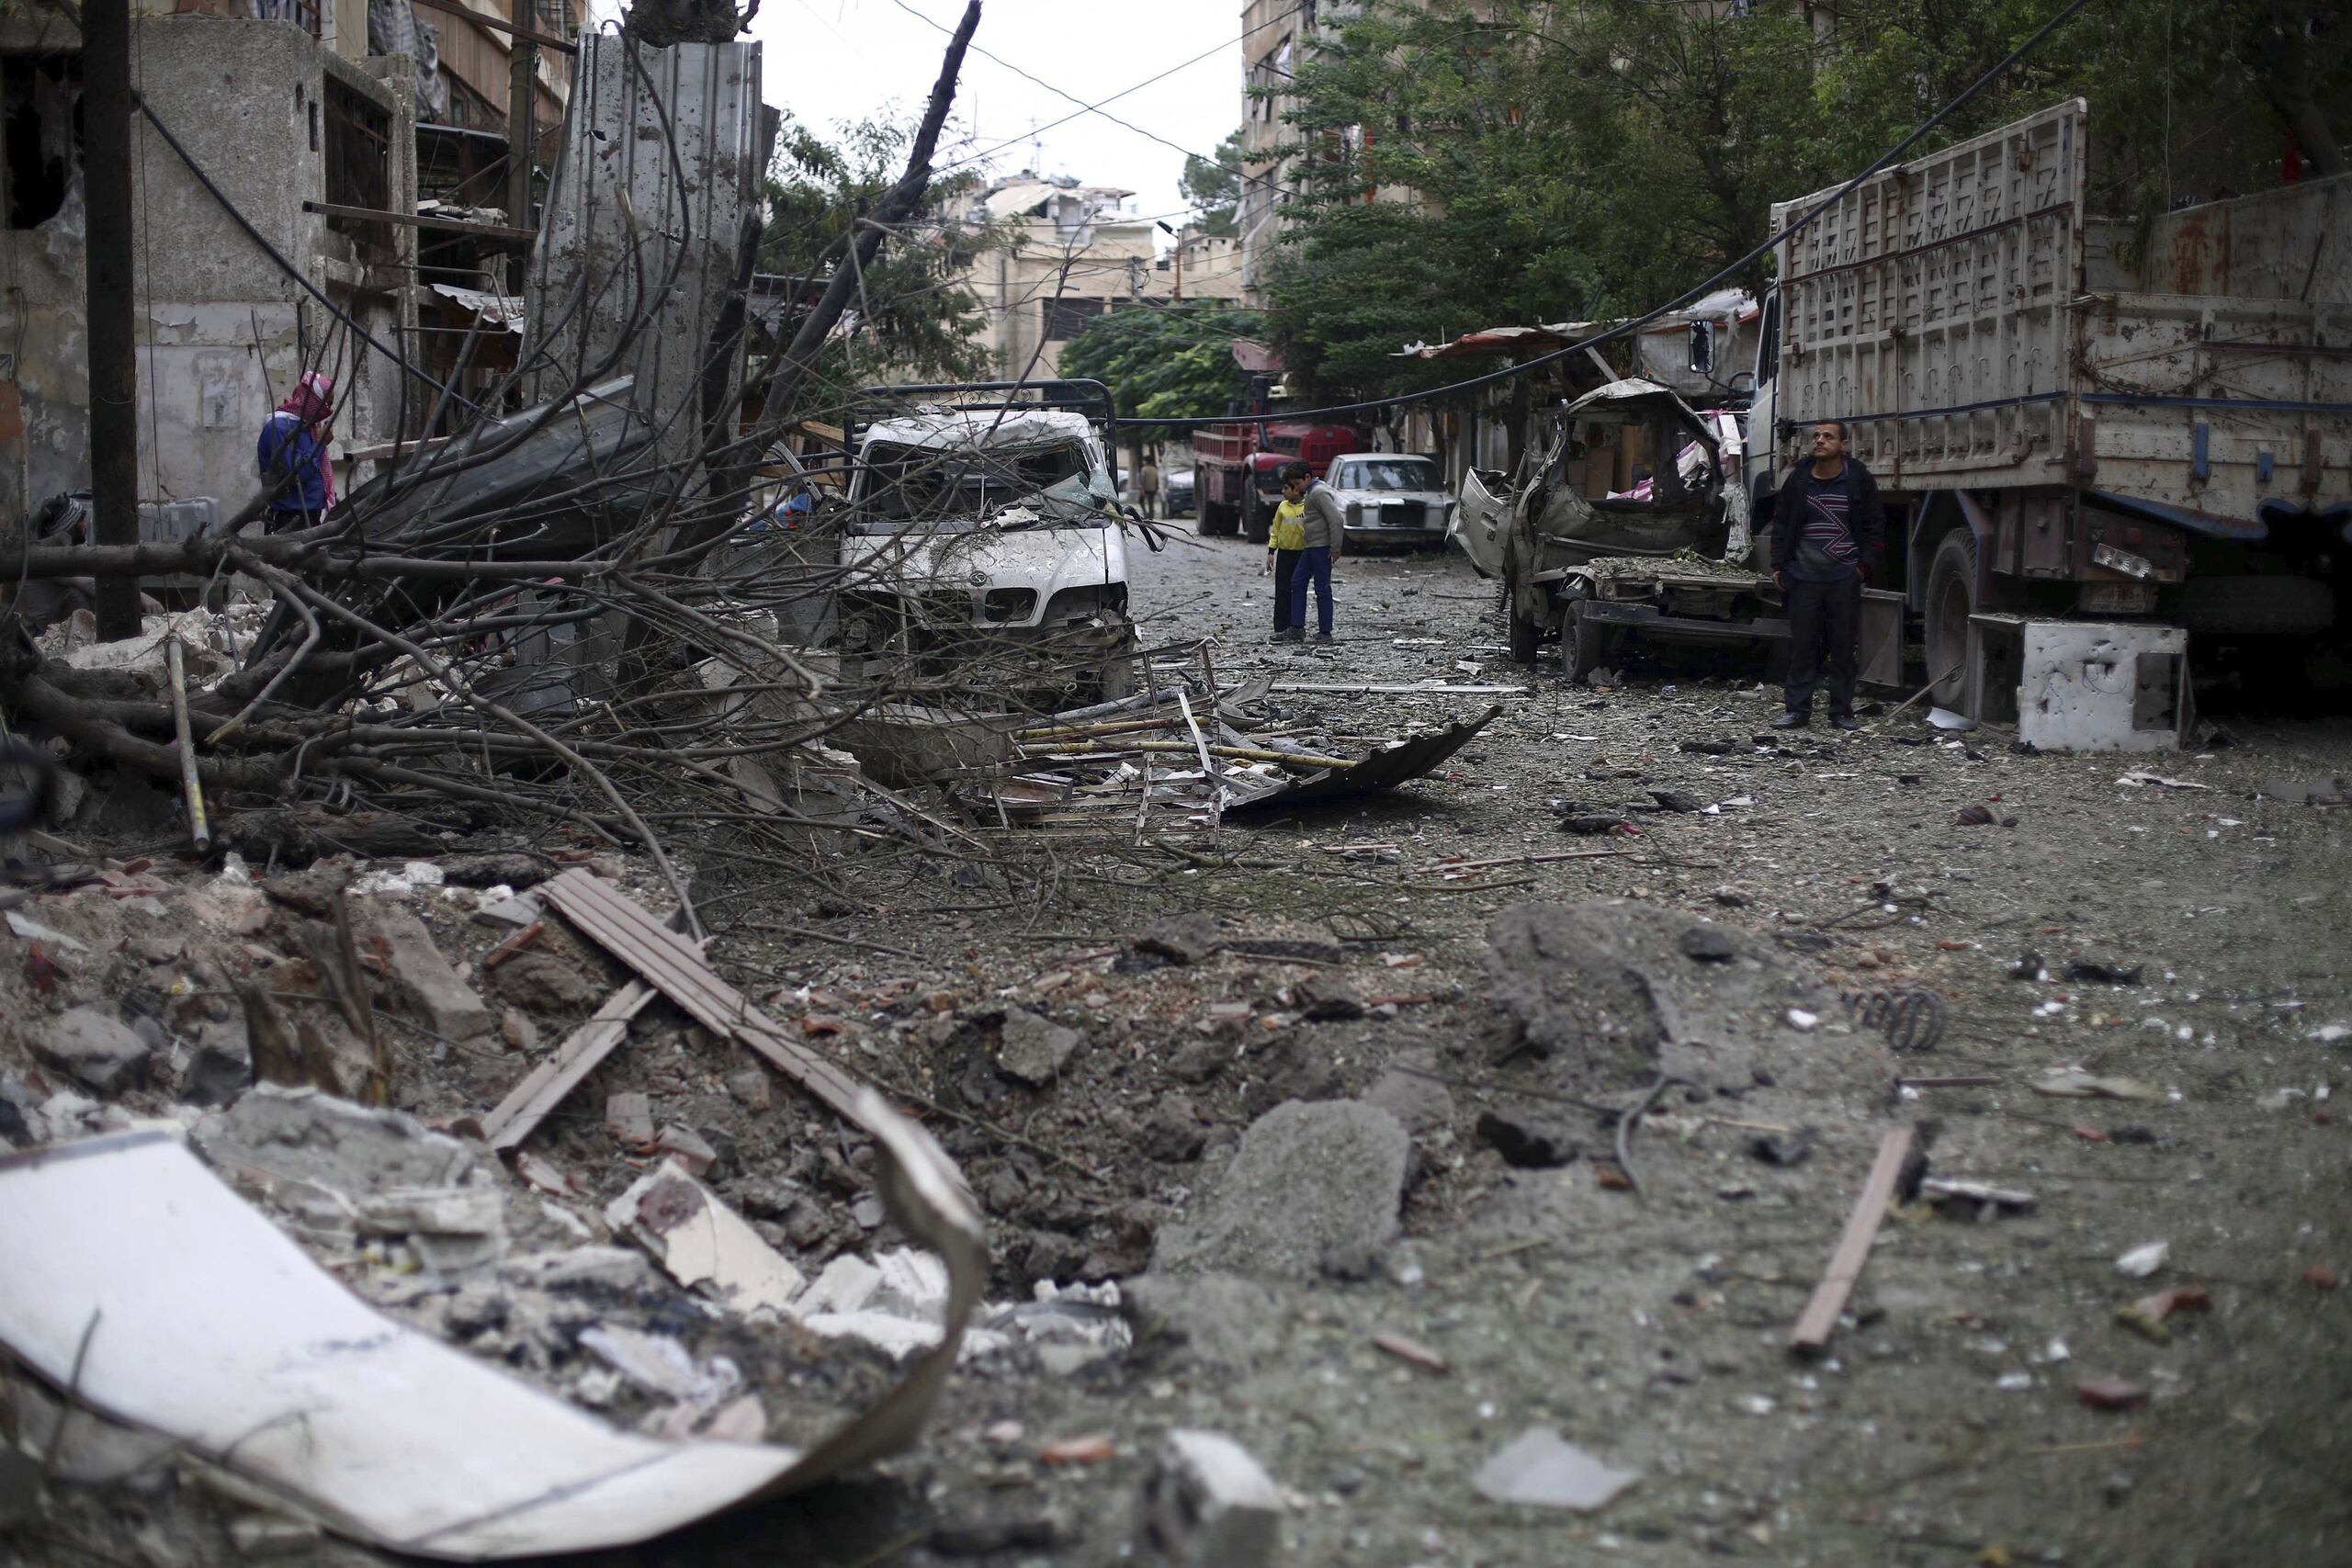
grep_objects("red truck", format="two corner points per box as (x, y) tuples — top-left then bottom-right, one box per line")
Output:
(1193, 418), (1367, 543)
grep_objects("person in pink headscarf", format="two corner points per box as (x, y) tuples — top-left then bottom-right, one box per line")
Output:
(256, 371), (337, 531)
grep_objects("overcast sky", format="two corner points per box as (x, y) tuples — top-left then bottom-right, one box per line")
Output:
(741, 0), (1248, 232)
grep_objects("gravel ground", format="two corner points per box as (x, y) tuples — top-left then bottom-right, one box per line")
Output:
(6, 524), (2346, 1568)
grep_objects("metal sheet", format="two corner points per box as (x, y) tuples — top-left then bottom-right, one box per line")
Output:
(1226, 706), (1500, 814)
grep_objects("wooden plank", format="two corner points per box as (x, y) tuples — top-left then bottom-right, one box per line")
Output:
(1789, 1125), (1914, 1355)
(481, 981), (654, 1153)
(538, 872), (871, 1124)
(406, 0), (580, 53)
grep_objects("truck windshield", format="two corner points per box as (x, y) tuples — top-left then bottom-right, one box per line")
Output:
(851, 440), (1111, 534)
(1340, 459), (1439, 492)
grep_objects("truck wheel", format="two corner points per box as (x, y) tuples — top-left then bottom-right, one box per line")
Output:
(1924, 529), (1980, 713)
(1560, 590), (1617, 682)
(1245, 502), (1272, 547)
(1204, 499), (1237, 538)
(1505, 570), (1543, 664)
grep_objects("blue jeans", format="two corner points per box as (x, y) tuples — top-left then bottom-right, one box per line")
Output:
(1289, 546), (1333, 636)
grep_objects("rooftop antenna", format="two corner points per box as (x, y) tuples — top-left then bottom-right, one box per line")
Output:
(1029, 115), (1043, 176)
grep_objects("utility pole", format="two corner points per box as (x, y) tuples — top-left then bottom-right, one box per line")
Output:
(507, 6), (537, 238)
(82, 0), (141, 641)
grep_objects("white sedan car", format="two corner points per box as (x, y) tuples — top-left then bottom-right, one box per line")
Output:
(1323, 453), (1453, 551)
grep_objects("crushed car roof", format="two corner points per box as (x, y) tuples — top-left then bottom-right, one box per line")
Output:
(859, 407), (1097, 453)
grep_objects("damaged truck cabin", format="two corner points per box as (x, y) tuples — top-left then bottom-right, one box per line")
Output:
(836, 385), (1141, 705)
(1457, 378), (1737, 669)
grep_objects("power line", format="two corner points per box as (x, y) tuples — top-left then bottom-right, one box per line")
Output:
(1136, 0), (2106, 429)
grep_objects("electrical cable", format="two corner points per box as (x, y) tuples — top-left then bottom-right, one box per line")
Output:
(1128, 0), (2102, 430)
(133, 94), (479, 413)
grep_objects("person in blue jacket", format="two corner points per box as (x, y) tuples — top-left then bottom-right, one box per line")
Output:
(256, 371), (336, 531)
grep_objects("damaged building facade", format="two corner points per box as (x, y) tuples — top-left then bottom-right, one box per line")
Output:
(0, 2), (574, 524)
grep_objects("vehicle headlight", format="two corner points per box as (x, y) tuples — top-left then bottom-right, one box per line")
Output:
(1346, 502), (1363, 525)
(982, 588), (1037, 621)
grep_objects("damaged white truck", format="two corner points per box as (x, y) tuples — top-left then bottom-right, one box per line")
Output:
(833, 382), (1151, 708)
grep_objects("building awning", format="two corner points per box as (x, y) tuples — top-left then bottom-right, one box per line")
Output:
(429, 283), (526, 333)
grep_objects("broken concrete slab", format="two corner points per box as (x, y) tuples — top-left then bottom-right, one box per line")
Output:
(1152, 1100), (1411, 1280)
(606, 1158), (805, 1317)
(1141, 1094), (1208, 1163)
(371, 908), (495, 1044)
(33, 1007), (152, 1094)
(1294, 975), (1366, 1021)
(195, 1084), (474, 1196)
(1139, 1428), (1285, 1567)
(1134, 912), (1223, 965)
(997, 1008), (1082, 1086)
(606, 1091), (656, 1145)
(726, 1067), (773, 1111)
(1472, 1427), (1640, 1511)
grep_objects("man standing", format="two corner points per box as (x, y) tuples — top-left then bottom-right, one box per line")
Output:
(1136, 452), (1160, 520)
(1274, 460), (1343, 645)
(1770, 420), (1883, 730)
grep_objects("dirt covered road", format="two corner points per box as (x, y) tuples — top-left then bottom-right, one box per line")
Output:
(696, 524), (2352, 1566)
(5, 525), (2346, 1568)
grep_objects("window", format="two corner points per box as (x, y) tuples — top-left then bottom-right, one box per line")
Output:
(324, 76), (394, 256)
(1040, 297), (1104, 340)
(3, 54), (82, 231)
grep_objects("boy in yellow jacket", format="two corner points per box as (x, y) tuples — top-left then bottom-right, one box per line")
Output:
(1262, 491), (1308, 637)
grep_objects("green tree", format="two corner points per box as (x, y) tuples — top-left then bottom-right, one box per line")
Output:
(1054, 303), (1264, 436)
(757, 110), (1009, 401)
(1261, 0), (2350, 404)
(1181, 130), (1249, 238)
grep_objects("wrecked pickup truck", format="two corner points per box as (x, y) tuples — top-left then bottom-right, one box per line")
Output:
(1453, 378), (1735, 668)
(834, 382), (1149, 707)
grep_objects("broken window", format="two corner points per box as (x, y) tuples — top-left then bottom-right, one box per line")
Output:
(324, 75), (395, 256)
(854, 440), (1094, 529)
(2, 53), (82, 231)
(1039, 297), (1104, 341)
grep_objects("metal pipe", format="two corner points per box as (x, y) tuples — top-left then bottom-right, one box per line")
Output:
(82, 0), (142, 642)
(165, 636), (210, 852)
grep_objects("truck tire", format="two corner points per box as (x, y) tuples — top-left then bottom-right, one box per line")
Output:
(1197, 498), (1230, 536)
(1505, 564), (1543, 665)
(1924, 529), (1980, 713)
(1559, 588), (1618, 682)
(1245, 501), (1272, 546)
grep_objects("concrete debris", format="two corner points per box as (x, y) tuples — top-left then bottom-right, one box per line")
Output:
(1139, 1428), (1285, 1567)
(1120, 1272), (1288, 1371)
(578, 1325), (743, 1408)
(1361, 1053), (1455, 1135)
(1294, 975), (1367, 1021)
(2115, 1240), (2170, 1279)
(1134, 912), (1224, 965)
(32, 1006), (152, 1094)
(1472, 1427), (1641, 1511)
(606, 1091), (656, 1146)
(1154, 1100), (1411, 1280)
(726, 1067), (773, 1111)
(996, 1007), (1083, 1085)
(654, 1123), (720, 1178)
(606, 1158), (806, 1317)
(371, 908), (496, 1044)
(196, 1084), (474, 1196)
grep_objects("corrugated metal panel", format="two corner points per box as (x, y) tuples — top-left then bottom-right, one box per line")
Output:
(525, 34), (764, 471)
(1772, 99), (2087, 489)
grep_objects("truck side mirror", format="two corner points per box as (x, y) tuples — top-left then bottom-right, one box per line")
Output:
(1688, 321), (1715, 376)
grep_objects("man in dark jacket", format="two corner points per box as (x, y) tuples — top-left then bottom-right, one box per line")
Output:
(1769, 420), (1884, 730)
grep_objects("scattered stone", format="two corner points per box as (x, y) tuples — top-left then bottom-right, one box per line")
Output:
(177, 1027), (252, 1106)
(654, 1124), (719, 1179)
(1154, 1101), (1411, 1280)
(492, 949), (604, 1012)
(1649, 789), (1704, 813)
(992, 1008), (1081, 1087)
(1679, 925), (1736, 964)
(1748, 1127), (1815, 1168)
(1294, 975), (1366, 1021)
(1362, 1053), (1454, 1135)
(1475, 1107), (1578, 1168)
(437, 852), (552, 888)
(1139, 1428), (1285, 1568)
(33, 1007), (151, 1094)
(1473, 1427), (1641, 1511)
(605, 1092), (655, 1147)
(2064, 959), (2144, 987)
(1134, 912), (1223, 966)
(372, 909), (495, 1043)
(1557, 814), (1625, 836)
(725, 1068), (773, 1111)
(2115, 1240), (2169, 1279)
(1142, 1095), (1208, 1163)
(1167, 1038), (1231, 1083)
